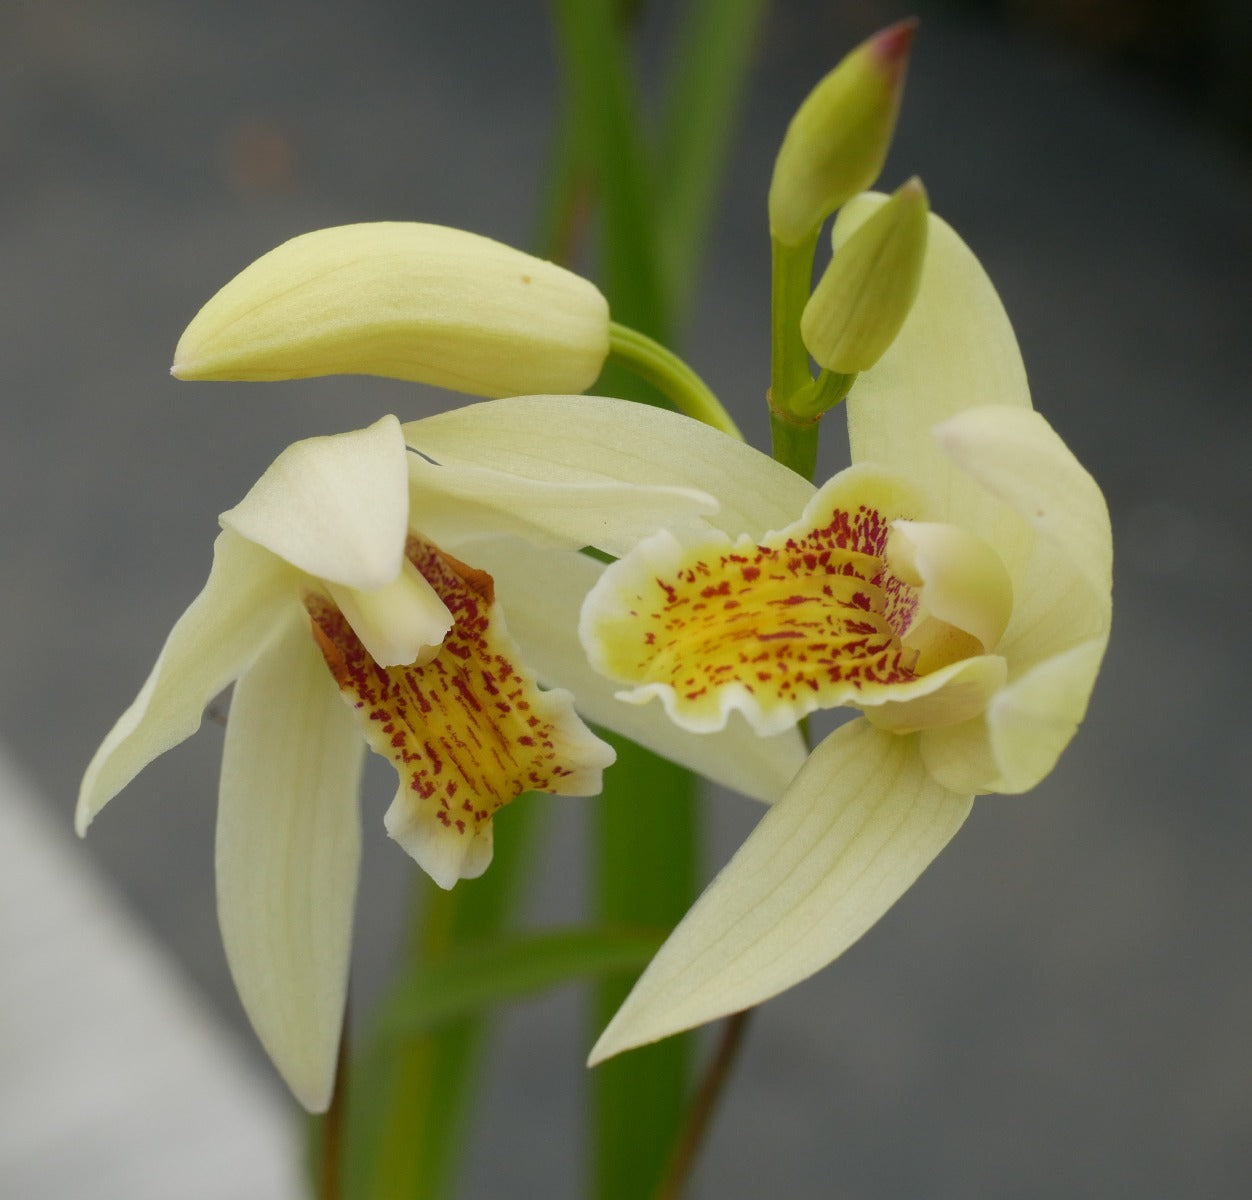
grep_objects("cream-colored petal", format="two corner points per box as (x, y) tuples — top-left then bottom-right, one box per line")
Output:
(886, 520), (1014, 662)
(468, 536), (805, 803)
(173, 223), (609, 398)
(216, 616), (364, 1112)
(77, 530), (296, 834)
(861, 653), (1007, 733)
(920, 636), (1107, 795)
(588, 719), (972, 1062)
(934, 406), (1111, 612)
(840, 196), (1032, 570)
(221, 415), (409, 591)
(407, 456), (718, 559)
(325, 559), (452, 668)
(405, 394), (815, 539)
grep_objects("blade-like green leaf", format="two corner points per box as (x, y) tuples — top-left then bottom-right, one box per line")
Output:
(336, 798), (546, 1200)
(658, 0), (768, 320)
(377, 926), (667, 1039)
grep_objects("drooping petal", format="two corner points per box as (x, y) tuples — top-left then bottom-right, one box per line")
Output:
(840, 196), (1033, 571)
(588, 719), (972, 1063)
(467, 536), (806, 804)
(221, 415), (409, 592)
(215, 615), (364, 1113)
(305, 535), (614, 890)
(581, 465), (925, 738)
(172, 223), (610, 398)
(405, 394), (816, 540)
(77, 530), (296, 834)
(407, 456), (718, 560)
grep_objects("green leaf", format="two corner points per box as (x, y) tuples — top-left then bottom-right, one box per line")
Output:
(657, 0), (768, 321)
(377, 926), (667, 1039)
(336, 798), (546, 1200)
(591, 733), (699, 1200)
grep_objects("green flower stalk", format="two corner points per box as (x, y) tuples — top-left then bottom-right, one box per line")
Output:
(172, 223), (610, 398)
(767, 19), (915, 248)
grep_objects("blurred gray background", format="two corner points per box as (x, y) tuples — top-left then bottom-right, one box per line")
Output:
(3, 0), (1250, 1195)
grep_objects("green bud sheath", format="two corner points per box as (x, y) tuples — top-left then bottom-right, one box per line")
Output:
(801, 178), (929, 375)
(172, 223), (610, 398)
(768, 20), (915, 247)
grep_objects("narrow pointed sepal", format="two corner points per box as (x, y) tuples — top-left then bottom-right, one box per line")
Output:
(588, 719), (972, 1063)
(172, 223), (610, 398)
(216, 618), (364, 1112)
(77, 530), (296, 834)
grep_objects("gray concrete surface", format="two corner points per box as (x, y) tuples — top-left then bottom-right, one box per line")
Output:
(3, 0), (1250, 1195)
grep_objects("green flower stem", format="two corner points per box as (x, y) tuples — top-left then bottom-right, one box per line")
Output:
(608, 322), (742, 439)
(768, 406), (819, 483)
(769, 231), (822, 480)
(791, 367), (857, 421)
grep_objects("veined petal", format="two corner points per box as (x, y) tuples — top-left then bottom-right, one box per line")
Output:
(221, 415), (410, 591)
(405, 394), (816, 539)
(840, 196), (1032, 569)
(589, 719), (972, 1063)
(921, 636), (1107, 794)
(934, 406), (1112, 621)
(407, 456), (719, 559)
(468, 536), (805, 804)
(306, 535), (614, 890)
(861, 653), (1007, 733)
(77, 530), (296, 834)
(173, 223), (610, 398)
(216, 616), (364, 1113)
(581, 465), (924, 738)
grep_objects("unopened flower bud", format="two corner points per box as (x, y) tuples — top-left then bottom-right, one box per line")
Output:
(768, 20), (915, 247)
(800, 178), (928, 374)
(172, 223), (610, 398)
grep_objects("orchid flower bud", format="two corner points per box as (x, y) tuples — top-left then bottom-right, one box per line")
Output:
(801, 178), (928, 374)
(172, 223), (610, 398)
(768, 20), (915, 247)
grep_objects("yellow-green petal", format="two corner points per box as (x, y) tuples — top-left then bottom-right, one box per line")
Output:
(588, 719), (971, 1062)
(173, 223), (610, 399)
(405, 394), (815, 540)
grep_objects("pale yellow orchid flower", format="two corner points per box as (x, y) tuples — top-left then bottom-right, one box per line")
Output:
(78, 413), (806, 1111)
(554, 195), (1113, 1063)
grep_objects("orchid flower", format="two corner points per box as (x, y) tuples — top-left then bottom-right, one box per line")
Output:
(77, 413), (805, 1110)
(562, 195), (1113, 1062)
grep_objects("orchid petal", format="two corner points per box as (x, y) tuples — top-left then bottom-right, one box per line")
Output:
(405, 394), (815, 539)
(588, 719), (971, 1062)
(221, 415), (409, 591)
(921, 636), (1106, 794)
(216, 616), (363, 1113)
(840, 196), (1032, 570)
(76, 531), (295, 834)
(467, 537), (805, 803)
(934, 405), (1112, 625)
(172, 223), (610, 398)
(407, 456), (718, 559)
(325, 559), (452, 668)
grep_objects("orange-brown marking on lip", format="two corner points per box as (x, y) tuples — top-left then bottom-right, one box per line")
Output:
(305, 533), (594, 845)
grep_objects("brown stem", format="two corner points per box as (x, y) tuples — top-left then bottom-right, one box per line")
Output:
(652, 1009), (752, 1200)
(318, 999), (350, 1200)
